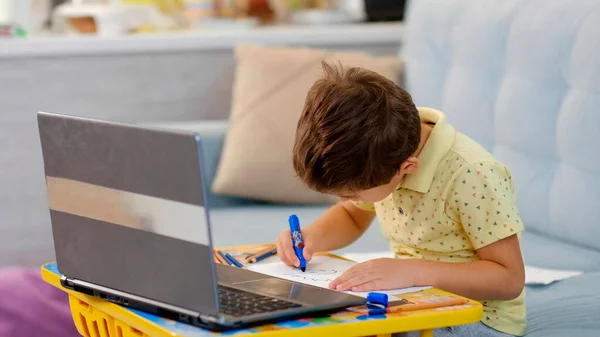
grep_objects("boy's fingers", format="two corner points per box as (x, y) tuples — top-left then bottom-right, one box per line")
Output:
(329, 273), (348, 289)
(276, 238), (294, 266)
(328, 279), (340, 289)
(303, 247), (312, 261)
(336, 273), (377, 291)
(286, 248), (300, 267)
(275, 240), (288, 264)
(329, 266), (361, 289)
(351, 280), (382, 292)
(333, 266), (359, 284)
(302, 238), (316, 261)
(279, 232), (300, 267)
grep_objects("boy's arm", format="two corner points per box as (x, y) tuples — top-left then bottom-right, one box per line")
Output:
(419, 161), (526, 300)
(331, 161), (526, 300)
(412, 234), (525, 300)
(332, 235), (525, 301)
(305, 201), (376, 252)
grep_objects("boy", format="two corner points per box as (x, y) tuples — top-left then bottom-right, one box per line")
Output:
(275, 62), (526, 337)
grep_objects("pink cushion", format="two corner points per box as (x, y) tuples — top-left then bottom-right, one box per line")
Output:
(0, 268), (79, 337)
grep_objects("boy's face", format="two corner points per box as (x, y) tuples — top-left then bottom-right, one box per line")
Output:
(335, 156), (420, 203)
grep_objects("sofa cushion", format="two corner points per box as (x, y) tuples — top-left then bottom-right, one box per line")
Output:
(525, 272), (600, 337)
(520, 231), (600, 272)
(210, 205), (327, 247)
(402, 0), (600, 251)
(0, 268), (79, 337)
(211, 44), (404, 205)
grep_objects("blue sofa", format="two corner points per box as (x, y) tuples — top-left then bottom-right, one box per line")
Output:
(160, 0), (600, 336)
(400, 1), (600, 335)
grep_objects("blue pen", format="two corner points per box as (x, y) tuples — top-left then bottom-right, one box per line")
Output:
(288, 214), (307, 272)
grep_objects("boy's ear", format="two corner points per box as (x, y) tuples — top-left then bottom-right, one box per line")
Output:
(399, 157), (420, 175)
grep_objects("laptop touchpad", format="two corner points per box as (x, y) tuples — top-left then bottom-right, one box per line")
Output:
(234, 278), (315, 302)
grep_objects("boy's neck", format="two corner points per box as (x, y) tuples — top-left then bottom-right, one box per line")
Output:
(413, 122), (434, 158)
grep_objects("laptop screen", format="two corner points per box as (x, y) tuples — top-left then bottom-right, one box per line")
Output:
(38, 112), (219, 315)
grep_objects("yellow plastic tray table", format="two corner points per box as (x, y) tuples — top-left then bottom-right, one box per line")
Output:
(41, 246), (482, 337)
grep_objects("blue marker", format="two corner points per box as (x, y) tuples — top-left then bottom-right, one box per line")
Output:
(288, 214), (307, 272)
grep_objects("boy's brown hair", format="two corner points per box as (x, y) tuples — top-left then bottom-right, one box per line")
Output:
(293, 61), (421, 193)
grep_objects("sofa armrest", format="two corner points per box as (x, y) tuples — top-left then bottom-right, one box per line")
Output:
(143, 120), (255, 208)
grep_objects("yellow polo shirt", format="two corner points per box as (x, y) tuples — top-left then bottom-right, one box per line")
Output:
(354, 108), (526, 336)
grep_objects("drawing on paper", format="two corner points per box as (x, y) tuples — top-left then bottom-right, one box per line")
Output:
(250, 256), (350, 286)
(283, 274), (335, 283)
(281, 268), (340, 283)
(285, 268), (339, 276)
(247, 255), (432, 298)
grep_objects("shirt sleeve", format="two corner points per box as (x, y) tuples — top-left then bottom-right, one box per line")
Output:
(351, 200), (376, 211)
(447, 161), (525, 250)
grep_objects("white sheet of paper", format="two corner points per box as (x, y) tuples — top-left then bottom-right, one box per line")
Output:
(248, 255), (430, 298)
(525, 265), (583, 285)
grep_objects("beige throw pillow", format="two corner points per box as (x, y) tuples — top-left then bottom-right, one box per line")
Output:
(212, 44), (404, 204)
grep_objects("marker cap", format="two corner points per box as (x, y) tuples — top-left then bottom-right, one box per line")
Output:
(367, 292), (389, 307)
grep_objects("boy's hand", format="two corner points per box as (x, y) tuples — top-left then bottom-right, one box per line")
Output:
(275, 230), (314, 268)
(328, 258), (418, 292)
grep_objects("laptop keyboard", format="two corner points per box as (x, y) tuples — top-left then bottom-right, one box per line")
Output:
(218, 286), (301, 317)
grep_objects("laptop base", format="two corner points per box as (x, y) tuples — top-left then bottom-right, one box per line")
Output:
(61, 276), (346, 332)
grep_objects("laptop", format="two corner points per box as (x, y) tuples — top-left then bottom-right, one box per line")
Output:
(37, 111), (365, 331)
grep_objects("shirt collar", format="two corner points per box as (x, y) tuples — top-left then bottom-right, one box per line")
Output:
(398, 107), (456, 193)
